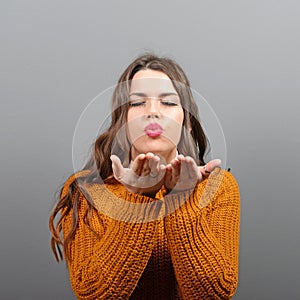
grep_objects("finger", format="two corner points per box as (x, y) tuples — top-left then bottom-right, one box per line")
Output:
(131, 154), (146, 176)
(200, 159), (222, 177)
(182, 156), (198, 179)
(207, 158), (222, 172)
(141, 152), (155, 176)
(170, 158), (181, 181)
(110, 155), (124, 179)
(164, 165), (173, 190)
(148, 154), (160, 177)
(177, 156), (189, 178)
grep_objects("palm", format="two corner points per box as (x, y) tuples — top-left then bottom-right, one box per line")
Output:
(111, 153), (221, 196)
(110, 153), (165, 196)
(163, 155), (222, 193)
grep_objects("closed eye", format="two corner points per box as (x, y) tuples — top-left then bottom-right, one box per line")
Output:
(160, 100), (179, 106)
(129, 100), (146, 107)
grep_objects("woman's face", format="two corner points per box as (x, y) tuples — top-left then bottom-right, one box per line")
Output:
(127, 69), (184, 164)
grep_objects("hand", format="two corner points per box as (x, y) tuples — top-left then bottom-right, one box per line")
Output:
(162, 155), (222, 193)
(110, 153), (165, 197)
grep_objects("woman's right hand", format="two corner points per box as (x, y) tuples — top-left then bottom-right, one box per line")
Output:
(110, 153), (165, 197)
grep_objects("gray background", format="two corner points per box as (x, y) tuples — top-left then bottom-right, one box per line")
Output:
(1, 0), (300, 299)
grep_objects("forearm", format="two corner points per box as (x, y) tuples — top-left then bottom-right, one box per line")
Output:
(164, 172), (240, 299)
(68, 218), (158, 299)
(63, 189), (160, 300)
(165, 209), (239, 299)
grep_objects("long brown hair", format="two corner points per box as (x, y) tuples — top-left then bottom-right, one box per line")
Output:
(49, 53), (209, 261)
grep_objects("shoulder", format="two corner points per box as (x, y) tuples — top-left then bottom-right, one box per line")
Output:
(61, 170), (91, 199)
(221, 169), (239, 192)
(215, 169), (240, 206)
(198, 168), (240, 208)
(208, 168), (239, 191)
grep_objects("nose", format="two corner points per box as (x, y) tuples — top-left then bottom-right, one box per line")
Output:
(146, 99), (160, 118)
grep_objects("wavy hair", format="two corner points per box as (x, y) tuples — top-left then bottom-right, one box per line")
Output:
(49, 53), (209, 261)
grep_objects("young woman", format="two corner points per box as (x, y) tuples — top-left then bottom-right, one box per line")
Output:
(49, 54), (240, 299)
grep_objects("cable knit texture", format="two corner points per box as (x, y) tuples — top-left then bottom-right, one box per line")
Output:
(61, 168), (240, 299)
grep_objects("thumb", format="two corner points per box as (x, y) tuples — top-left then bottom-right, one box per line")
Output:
(200, 159), (222, 176)
(110, 155), (123, 179)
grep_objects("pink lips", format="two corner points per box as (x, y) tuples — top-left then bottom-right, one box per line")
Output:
(144, 123), (163, 137)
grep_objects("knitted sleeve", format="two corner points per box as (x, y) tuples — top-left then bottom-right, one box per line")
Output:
(164, 169), (240, 300)
(61, 176), (160, 300)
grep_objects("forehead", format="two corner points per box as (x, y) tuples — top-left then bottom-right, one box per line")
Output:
(130, 69), (177, 96)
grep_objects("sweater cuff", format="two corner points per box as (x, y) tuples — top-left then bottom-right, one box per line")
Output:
(86, 183), (164, 223)
(163, 181), (207, 217)
(164, 167), (227, 218)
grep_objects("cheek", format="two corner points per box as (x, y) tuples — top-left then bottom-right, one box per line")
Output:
(126, 110), (135, 136)
(173, 108), (184, 125)
(126, 114), (144, 143)
(126, 110), (132, 123)
(163, 109), (184, 144)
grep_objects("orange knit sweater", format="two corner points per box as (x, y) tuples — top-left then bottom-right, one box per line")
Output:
(61, 168), (240, 300)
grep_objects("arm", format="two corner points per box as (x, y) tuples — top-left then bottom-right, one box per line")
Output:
(164, 169), (240, 300)
(61, 177), (159, 300)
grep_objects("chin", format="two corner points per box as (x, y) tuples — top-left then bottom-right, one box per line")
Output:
(131, 135), (177, 157)
(134, 145), (176, 158)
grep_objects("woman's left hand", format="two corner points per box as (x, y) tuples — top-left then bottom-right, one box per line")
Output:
(162, 155), (222, 193)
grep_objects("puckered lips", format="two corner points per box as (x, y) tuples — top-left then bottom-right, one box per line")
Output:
(144, 123), (163, 137)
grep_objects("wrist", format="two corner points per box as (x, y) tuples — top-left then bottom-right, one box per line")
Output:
(124, 178), (164, 198)
(125, 186), (160, 198)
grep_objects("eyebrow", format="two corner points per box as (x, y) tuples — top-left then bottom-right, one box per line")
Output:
(129, 92), (179, 97)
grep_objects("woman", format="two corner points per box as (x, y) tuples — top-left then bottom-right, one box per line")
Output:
(49, 54), (240, 299)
